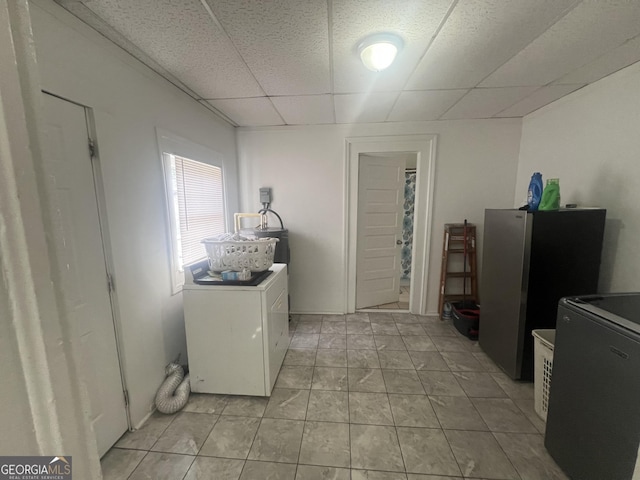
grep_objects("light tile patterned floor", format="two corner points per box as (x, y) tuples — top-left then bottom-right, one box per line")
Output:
(102, 313), (567, 480)
(361, 286), (410, 310)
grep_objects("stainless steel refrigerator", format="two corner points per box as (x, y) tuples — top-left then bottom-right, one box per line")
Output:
(479, 208), (606, 380)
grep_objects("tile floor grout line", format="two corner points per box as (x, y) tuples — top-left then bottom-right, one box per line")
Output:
(178, 455), (196, 480)
(125, 450), (150, 480)
(490, 429), (525, 480)
(241, 409), (264, 476)
(383, 389), (411, 475)
(111, 445), (154, 453)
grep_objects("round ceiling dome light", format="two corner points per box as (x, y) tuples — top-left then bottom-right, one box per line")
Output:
(358, 33), (403, 72)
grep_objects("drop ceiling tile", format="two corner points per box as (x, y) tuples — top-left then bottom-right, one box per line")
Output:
(334, 93), (398, 124)
(55, 2), (204, 100)
(441, 87), (538, 120)
(82, 0), (263, 98)
(270, 95), (334, 125)
(56, 0), (638, 127)
(206, 0), (330, 96)
(480, 2), (640, 87)
(406, 0), (581, 90)
(331, 0), (452, 93)
(554, 35), (640, 85)
(388, 90), (468, 122)
(205, 98), (284, 127)
(494, 84), (585, 117)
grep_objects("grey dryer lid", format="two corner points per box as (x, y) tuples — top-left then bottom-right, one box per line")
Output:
(564, 293), (640, 335)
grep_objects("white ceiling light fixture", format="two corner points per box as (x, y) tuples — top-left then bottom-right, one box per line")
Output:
(358, 33), (403, 72)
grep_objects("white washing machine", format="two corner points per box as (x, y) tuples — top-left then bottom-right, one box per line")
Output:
(182, 262), (289, 396)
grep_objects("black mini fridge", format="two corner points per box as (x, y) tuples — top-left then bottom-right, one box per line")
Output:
(479, 208), (606, 380)
(545, 294), (640, 480)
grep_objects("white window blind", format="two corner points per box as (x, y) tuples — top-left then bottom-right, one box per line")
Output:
(168, 154), (225, 267)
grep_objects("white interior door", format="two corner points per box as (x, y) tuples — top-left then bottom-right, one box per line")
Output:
(42, 93), (128, 457)
(356, 155), (406, 309)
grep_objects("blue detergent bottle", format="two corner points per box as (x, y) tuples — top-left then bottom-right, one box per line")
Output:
(527, 172), (543, 211)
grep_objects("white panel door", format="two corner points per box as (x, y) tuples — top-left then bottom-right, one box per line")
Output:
(42, 94), (128, 457)
(356, 156), (406, 309)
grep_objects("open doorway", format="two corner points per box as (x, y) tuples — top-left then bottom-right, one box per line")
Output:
(400, 161), (417, 308)
(345, 135), (437, 315)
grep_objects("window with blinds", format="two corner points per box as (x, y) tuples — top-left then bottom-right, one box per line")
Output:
(165, 153), (226, 268)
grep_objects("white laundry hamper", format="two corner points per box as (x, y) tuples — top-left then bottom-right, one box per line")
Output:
(202, 234), (278, 272)
(532, 329), (556, 421)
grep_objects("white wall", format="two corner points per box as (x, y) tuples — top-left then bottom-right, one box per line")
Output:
(0, 326), (37, 453)
(30, 1), (238, 427)
(237, 120), (522, 314)
(515, 61), (640, 293)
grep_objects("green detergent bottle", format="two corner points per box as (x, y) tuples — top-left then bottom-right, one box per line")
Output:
(539, 178), (561, 211)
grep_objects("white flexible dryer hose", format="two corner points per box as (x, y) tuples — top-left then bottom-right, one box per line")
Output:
(155, 363), (190, 414)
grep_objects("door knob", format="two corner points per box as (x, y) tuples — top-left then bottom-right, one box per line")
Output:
(396, 239), (402, 245)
